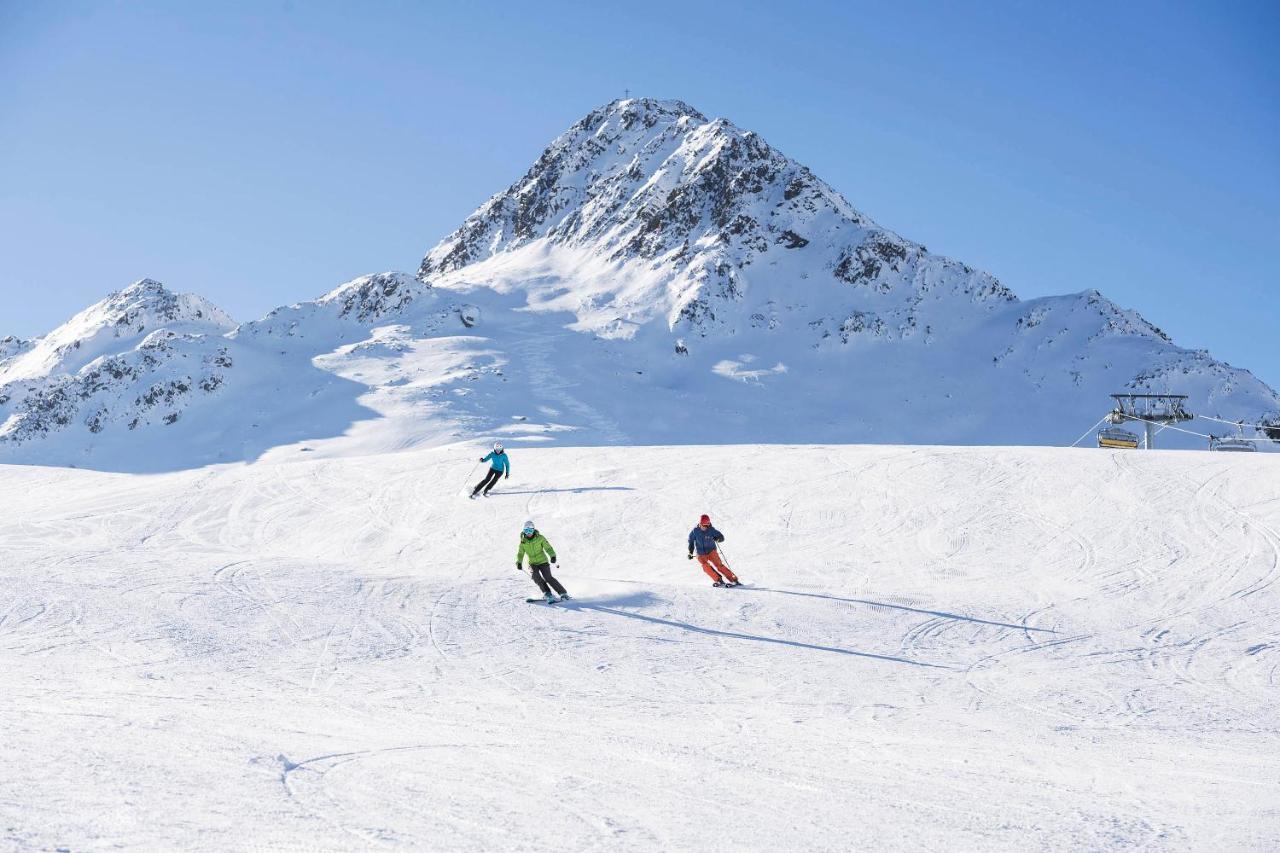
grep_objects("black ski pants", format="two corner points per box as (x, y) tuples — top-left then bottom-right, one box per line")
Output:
(473, 468), (502, 495)
(528, 562), (567, 596)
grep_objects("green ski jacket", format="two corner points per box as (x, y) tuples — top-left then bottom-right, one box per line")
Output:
(516, 532), (556, 567)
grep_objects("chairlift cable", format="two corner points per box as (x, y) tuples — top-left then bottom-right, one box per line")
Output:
(1069, 416), (1110, 448)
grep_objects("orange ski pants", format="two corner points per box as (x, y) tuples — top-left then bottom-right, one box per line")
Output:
(696, 550), (738, 583)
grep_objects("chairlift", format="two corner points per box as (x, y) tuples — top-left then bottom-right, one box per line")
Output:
(1110, 393), (1193, 423)
(1260, 416), (1280, 442)
(1210, 436), (1256, 452)
(1097, 427), (1140, 449)
(1104, 393), (1194, 450)
(1209, 420), (1262, 452)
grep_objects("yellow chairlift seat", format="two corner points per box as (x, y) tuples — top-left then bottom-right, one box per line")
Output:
(1097, 427), (1139, 449)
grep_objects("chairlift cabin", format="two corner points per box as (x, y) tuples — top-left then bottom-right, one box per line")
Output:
(1261, 417), (1280, 442)
(1097, 427), (1140, 449)
(1209, 436), (1256, 452)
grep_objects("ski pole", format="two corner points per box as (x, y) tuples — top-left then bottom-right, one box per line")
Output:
(462, 459), (481, 491)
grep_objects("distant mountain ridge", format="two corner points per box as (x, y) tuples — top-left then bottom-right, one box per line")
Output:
(0, 279), (234, 385)
(0, 280), (238, 446)
(2, 98), (1276, 470)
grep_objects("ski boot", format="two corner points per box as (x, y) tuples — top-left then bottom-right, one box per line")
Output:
(544, 591), (557, 604)
(558, 592), (572, 601)
(712, 581), (725, 588)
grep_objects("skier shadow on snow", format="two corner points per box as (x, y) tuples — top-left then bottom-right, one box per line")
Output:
(564, 594), (948, 668)
(560, 590), (658, 609)
(492, 487), (636, 496)
(744, 588), (1058, 634)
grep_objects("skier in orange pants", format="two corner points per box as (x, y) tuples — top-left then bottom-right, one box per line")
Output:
(687, 514), (740, 587)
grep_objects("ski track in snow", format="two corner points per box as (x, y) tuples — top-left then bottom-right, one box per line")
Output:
(2, 444), (1279, 851)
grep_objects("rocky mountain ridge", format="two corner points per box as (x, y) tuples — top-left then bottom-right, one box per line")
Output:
(419, 99), (1017, 344)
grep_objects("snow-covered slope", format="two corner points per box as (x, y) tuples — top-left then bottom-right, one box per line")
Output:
(1, 99), (1277, 470)
(3, 443), (1278, 849)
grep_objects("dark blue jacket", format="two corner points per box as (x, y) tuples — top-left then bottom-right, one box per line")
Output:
(688, 525), (724, 556)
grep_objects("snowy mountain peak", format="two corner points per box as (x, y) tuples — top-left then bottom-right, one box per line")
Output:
(104, 278), (235, 330)
(119, 277), (167, 298)
(580, 97), (707, 128)
(419, 98), (1015, 338)
(1078, 289), (1171, 343)
(401, 97), (1278, 450)
(0, 279), (235, 386)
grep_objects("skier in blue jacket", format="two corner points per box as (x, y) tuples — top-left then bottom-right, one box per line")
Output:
(688, 514), (740, 586)
(471, 442), (510, 498)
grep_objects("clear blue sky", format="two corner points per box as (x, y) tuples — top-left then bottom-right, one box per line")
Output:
(2, 1), (1277, 385)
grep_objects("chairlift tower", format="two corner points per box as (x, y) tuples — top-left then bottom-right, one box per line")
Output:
(1106, 393), (1194, 450)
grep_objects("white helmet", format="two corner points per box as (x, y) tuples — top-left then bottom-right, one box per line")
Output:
(493, 441), (504, 451)
(522, 520), (535, 534)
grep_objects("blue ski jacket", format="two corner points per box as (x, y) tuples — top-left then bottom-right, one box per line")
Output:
(481, 450), (509, 474)
(688, 525), (724, 556)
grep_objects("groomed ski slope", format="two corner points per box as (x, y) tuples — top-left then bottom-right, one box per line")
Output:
(3, 444), (1278, 851)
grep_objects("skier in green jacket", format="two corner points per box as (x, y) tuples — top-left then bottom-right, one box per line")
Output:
(516, 520), (570, 603)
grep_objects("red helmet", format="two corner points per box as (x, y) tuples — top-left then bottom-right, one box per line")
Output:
(699, 514), (711, 525)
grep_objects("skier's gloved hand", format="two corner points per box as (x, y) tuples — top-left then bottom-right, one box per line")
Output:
(505, 473), (509, 479)
(550, 556), (557, 564)
(687, 553), (694, 560)
(515, 563), (521, 571)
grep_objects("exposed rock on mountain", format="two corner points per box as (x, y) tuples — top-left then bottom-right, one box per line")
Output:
(0, 281), (237, 447)
(419, 98), (1014, 341)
